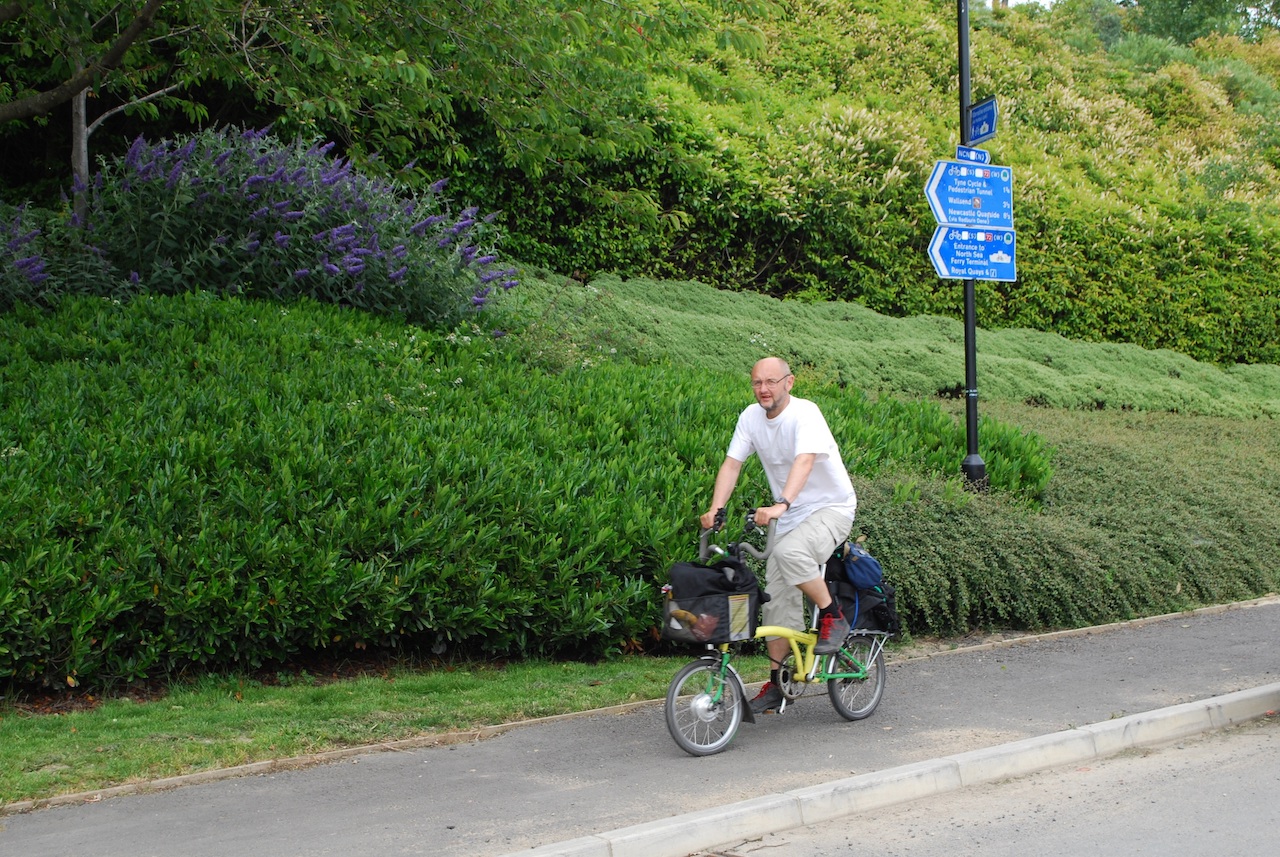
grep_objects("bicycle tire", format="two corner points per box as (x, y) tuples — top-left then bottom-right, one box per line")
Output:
(664, 658), (744, 756)
(825, 632), (886, 721)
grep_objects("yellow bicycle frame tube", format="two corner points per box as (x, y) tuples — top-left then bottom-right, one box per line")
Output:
(754, 624), (822, 682)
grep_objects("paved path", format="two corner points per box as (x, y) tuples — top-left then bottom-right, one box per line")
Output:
(1, 599), (1277, 857)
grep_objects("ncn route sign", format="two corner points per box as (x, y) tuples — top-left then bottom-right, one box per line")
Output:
(925, 160), (1014, 231)
(955, 144), (990, 164)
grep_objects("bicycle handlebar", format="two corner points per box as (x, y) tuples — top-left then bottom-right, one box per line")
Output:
(737, 517), (776, 560)
(698, 508), (777, 563)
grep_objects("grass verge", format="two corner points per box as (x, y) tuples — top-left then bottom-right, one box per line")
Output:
(1, 653), (768, 807)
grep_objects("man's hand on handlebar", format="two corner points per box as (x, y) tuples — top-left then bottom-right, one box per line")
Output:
(753, 503), (787, 528)
(703, 504), (784, 530)
(697, 506), (777, 561)
(699, 506), (728, 532)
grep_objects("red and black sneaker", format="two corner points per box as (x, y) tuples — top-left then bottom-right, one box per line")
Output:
(815, 611), (850, 655)
(750, 681), (785, 714)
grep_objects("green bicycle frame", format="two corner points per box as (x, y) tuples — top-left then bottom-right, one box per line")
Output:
(698, 645), (757, 724)
(752, 624), (876, 682)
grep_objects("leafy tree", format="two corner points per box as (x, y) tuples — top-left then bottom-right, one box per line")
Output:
(0, 0), (774, 196)
(1132, 0), (1247, 43)
(1052, 0), (1129, 50)
(1243, 1), (1280, 36)
(0, 0), (176, 215)
(0, 1), (165, 122)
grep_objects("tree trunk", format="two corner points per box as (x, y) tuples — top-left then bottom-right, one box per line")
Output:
(72, 84), (90, 222)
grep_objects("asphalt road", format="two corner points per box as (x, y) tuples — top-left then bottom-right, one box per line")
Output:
(1, 598), (1277, 857)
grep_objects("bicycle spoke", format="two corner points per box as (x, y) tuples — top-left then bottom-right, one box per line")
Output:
(665, 659), (744, 756)
(826, 633), (886, 721)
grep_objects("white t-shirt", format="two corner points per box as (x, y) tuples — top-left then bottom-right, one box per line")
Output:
(726, 396), (857, 535)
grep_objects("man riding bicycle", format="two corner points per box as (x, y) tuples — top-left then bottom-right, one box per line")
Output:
(701, 357), (857, 715)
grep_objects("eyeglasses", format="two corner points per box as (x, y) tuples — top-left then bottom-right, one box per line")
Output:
(750, 374), (791, 390)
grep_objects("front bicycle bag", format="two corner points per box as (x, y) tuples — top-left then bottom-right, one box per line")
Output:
(661, 559), (763, 644)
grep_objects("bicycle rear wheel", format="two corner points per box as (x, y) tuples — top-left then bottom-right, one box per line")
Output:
(665, 659), (744, 756)
(825, 632), (886, 720)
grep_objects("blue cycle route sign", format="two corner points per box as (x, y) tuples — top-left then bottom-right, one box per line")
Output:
(968, 97), (998, 145)
(929, 226), (1016, 282)
(925, 160), (1014, 231)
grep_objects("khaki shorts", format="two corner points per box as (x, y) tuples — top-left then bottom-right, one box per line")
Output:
(761, 506), (854, 634)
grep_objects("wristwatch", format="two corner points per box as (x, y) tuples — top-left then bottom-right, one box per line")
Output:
(777, 497), (791, 510)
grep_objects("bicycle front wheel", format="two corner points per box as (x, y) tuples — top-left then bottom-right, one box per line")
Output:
(665, 659), (744, 756)
(826, 633), (886, 721)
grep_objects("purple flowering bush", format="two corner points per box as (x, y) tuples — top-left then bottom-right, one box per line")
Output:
(0, 203), (120, 310)
(3, 128), (517, 327)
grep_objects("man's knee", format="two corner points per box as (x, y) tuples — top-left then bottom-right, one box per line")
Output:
(774, 541), (824, 584)
(773, 539), (808, 569)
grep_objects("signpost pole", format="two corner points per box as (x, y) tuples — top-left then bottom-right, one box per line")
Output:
(958, 1), (971, 145)
(956, 0), (986, 487)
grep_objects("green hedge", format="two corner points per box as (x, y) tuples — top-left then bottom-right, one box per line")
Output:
(0, 292), (1051, 689)
(855, 404), (1280, 638)
(503, 273), (1280, 418)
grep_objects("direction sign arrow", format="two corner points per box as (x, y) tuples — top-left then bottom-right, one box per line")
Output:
(925, 161), (1014, 230)
(929, 226), (1017, 282)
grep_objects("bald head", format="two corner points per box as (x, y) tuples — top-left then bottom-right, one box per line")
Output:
(753, 357), (790, 379)
(750, 357), (794, 417)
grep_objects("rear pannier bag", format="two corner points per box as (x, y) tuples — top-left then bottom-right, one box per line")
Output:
(661, 559), (765, 644)
(826, 579), (901, 634)
(824, 549), (901, 635)
(842, 541), (884, 589)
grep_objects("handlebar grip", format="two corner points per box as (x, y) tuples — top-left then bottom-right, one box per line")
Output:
(738, 517), (776, 560)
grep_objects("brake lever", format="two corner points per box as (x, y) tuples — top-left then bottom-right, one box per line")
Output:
(713, 506), (727, 531)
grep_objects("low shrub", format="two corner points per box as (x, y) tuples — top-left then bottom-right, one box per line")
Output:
(0, 203), (118, 306)
(857, 401), (1280, 637)
(0, 292), (1051, 689)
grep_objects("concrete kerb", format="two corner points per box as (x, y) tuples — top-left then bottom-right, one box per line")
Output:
(608, 794), (804, 857)
(507, 682), (1280, 857)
